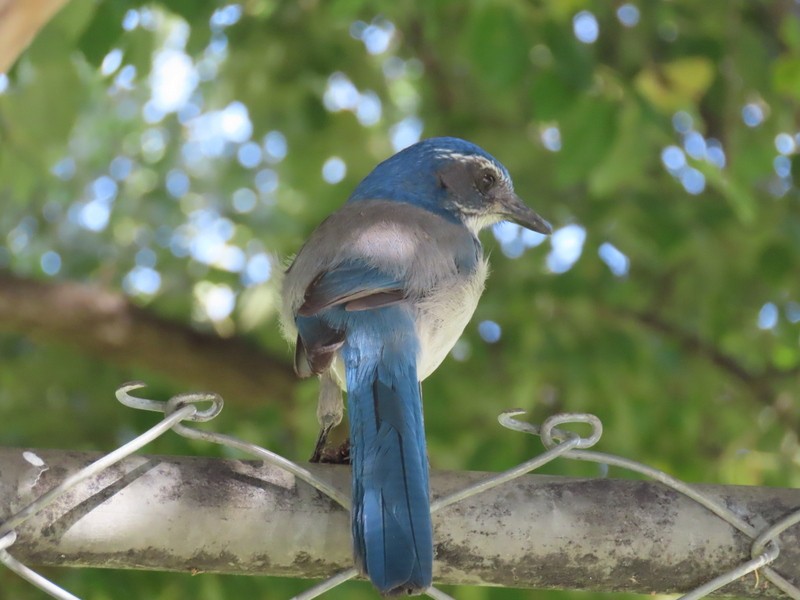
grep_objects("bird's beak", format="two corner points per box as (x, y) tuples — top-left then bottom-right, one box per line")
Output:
(499, 192), (553, 234)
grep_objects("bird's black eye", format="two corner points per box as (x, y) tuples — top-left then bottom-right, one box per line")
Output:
(480, 171), (496, 192)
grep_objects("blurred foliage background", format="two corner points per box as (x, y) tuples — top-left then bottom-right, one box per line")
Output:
(1, 1), (799, 599)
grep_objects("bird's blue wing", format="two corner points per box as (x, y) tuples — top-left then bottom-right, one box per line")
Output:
(293, 259), (406, 377)
(298, 260), (406, 317)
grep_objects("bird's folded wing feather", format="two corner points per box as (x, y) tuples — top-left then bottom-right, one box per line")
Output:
(293, 259), (408, 377)
(297, 260), (407, 317)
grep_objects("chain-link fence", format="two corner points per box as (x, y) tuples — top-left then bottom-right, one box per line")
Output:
(1, 382), (798, 599)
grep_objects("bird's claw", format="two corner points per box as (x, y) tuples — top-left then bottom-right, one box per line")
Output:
(310, 425), (350, 464)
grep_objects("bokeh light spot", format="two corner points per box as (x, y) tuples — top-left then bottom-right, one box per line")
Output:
(616, 4), (640, 27)
(40, 251), (61, 276)
(573, 11), (599, 44)
(478, 320), (502, 344)
(322, 157), (347, 184)
(598, 242), (630, 276)
(741, 103), (764, 127)
(758, 302), (778, 330)
(547, 225), (586, 273)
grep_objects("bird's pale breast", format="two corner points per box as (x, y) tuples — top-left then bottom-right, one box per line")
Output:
(414, 256), (488, 380)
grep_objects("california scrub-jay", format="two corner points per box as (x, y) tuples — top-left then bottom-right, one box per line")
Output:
(281, 137), (551, 595)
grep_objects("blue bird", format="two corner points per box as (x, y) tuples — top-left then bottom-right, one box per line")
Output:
(281, 137), (551, 595)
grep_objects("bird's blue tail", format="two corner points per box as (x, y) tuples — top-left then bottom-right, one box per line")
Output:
(343, 312), (433, 595)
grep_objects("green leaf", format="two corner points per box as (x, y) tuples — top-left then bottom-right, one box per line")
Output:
(772, 344), (799, 370)
(772, 56), (800, 100)
(466, 6), (530, 88)
(779, 16), (800, 52)
(635, 57), (715, 112)
(121, 27), (156, 74)
(531, 69), (577, 121)
(77, 2), (127, 66)
(541, 19), (593, 91)
(1, 57), (84, 158)
(555, 96), (618, 186)
(588, 100), (651, 197)
(757, 242), (794, 284)
(697, 163), (756, 224)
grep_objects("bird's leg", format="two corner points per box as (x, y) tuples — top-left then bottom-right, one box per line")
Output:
(310, 370), (344, 463)
(310, 423), (333, 463)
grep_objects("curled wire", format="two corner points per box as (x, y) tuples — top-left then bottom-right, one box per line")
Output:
(116, 381), (222, 421)
(117, 383), (350, 510)
(3, 386), (798, 600)
(0, 403), (197, 538)
(499, 410), (800, 600)
(119, 385), (455, 600)
(430, 411), (601, 513)
(0, 392), (206, 600)
(499, 410), (603, 449)
(0, 530), (80, 600)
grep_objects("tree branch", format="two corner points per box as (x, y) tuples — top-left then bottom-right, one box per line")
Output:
(0, 271), (296, 406)
(626, 308), (762, 387)
(405, 17), (457, 115)
(2, 448), (797, 596)
(615, 308), (799, 424)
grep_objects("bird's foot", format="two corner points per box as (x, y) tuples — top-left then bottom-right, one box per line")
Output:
(317, 438), (350, 464)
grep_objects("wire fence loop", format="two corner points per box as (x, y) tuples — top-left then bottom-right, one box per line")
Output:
(497, 410), (603, 450)
(117, 381), (223, 422)
(1, 385), (797, 600)
(540, 413), (603, 449)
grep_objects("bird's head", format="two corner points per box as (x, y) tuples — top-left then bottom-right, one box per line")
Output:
(349, 137), (552, 235)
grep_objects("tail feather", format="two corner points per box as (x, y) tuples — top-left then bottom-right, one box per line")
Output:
(346, 336), (433, 595)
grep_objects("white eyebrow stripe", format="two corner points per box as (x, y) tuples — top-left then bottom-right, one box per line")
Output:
(431, 150), (510, 184)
